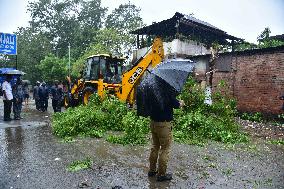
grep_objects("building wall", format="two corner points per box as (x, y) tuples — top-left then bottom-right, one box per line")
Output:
(164, 39), (210, 56)
(132, 39), (210, 63)
(212, 49), (284, 115)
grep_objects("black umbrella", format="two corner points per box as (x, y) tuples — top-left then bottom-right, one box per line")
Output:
(136, 59), (195, 117)
(137, 73), (166, 117)
(151, 59), (195, 93)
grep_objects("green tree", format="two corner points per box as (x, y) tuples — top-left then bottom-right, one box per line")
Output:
(105, 3), (144, 56)
(0, 55), (16, 68)
(257, 27), (271, 42)
(16, 27), (53, 84)
(36, 54), (68, 82)
(27, 0), (107, 58)
(257, 27), (284, 48)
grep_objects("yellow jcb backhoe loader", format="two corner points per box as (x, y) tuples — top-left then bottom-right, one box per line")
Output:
(64, 37), (164, 107)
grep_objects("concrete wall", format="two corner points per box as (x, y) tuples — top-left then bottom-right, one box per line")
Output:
(132, 39), (210, 63)
(164, 39), (210, 56)
(190, 56), (209, 81)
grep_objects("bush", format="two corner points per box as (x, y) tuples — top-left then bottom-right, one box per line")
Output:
(240, 112), (263, 123)
(174, 77), (248, 144)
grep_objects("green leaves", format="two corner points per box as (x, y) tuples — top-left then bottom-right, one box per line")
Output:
(240, 112), (263, 123)
(105, 2), (144, 56)
(174, 77), (249, 144)
(53, 78), (248, 146)
(53, 79), (248, 145)
(52, 94), (149, 145)
(36, 54), (68, 82)
(67, 158), (93, 172)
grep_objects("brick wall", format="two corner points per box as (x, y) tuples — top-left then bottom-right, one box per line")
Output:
(212, 47), (284, 115)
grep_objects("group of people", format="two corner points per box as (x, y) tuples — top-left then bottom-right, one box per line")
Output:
(33, 80), (64, 113)
(2, 76), (64, 121)
(2, 75), (29, 121)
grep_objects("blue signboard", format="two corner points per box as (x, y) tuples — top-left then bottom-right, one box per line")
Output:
(0, 32), (17, 55)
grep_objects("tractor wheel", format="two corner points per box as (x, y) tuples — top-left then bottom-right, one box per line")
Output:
(82, 87), (95, 105)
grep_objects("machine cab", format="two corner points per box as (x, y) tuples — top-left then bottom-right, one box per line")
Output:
(83, 54), (125, 83)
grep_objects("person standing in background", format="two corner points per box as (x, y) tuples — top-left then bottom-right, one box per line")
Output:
(12, 78), (24, 120)
(50, 80), (63, 112)
(38, 82), (49, 112)
(23, 82), (29, 106)
(33, 81), (40, 110)
(2, 75), (13, 121)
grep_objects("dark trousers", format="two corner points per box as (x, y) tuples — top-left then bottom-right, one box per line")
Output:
(52, 99), (61, 112)
(35, 98), (40, 110)
(39, 98), (48, 112)
(13, 100), (23, 119)
(3, 100), (13, 120)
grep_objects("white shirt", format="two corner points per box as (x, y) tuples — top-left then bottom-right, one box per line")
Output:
(2, 81), (13, 100)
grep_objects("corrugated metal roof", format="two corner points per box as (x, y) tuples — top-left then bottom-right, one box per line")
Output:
(183, 14), (222, 31)
(131, 12), (242, 44)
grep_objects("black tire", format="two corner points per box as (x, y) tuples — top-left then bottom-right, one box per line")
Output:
(82, 87), (95, 105)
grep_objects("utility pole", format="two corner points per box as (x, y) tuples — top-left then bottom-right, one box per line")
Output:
(68, 43), (71, 77)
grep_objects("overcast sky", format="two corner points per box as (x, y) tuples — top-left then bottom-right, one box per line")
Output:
(0, 0), (283, 43)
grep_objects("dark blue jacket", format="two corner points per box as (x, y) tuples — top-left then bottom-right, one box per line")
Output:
(39, 86), (49, 99)
(50, 85), (63, 101)
(150, 95), (180, 122)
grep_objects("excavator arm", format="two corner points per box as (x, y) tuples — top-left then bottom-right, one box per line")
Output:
(115, 37), (164, 104)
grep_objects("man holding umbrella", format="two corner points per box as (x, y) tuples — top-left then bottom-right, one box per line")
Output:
(2, 75), (13, 121)
(147, 83), (184, 182)
(137, 59), (194, 182)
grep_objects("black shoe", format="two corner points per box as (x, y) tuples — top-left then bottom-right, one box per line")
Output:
(157, 173), (172, 182)
(148, 171), (157, 177)
(4, 118), (12, 121)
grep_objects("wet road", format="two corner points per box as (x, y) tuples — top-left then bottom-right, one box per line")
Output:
(0, 99), (284, 189)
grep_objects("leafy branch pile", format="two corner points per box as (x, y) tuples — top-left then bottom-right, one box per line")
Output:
(52, 78), (248, 145)
(174, 78), (248, 144)
(52, 95), (150, 145)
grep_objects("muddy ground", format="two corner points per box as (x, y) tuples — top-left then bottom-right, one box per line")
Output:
(0, 99), (283, 189)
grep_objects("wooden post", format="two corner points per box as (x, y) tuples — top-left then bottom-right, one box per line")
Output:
(137, 35), (139, 49)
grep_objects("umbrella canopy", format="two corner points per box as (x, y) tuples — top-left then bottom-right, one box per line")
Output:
(137, 73), (167, 117)
(0, 69), (26, 75)
(151, 59), (195, 93)
(136, 59), (195, 117)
